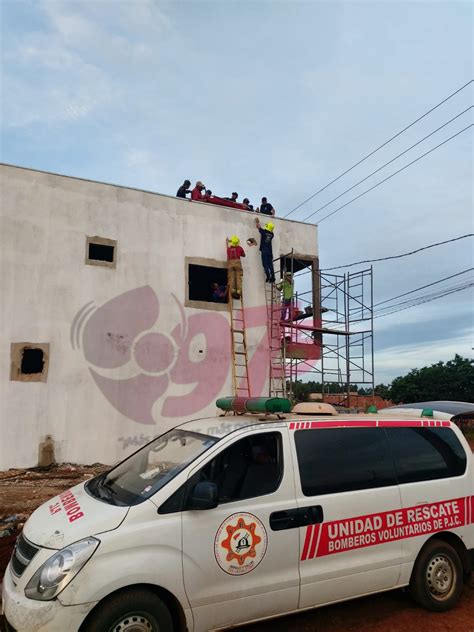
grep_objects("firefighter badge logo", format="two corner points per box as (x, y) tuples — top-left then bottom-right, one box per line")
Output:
(214, 512), (268, 575)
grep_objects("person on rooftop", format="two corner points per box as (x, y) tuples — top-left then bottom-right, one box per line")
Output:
(191, 181), (206, 201)
(258, 197), (275, 216)
(225, 192), (239, 203)
(255, 217), (275, 283)
(176, 180), (191, 199)
(226, 235), (246, 299)
(243, 198), (254, 211)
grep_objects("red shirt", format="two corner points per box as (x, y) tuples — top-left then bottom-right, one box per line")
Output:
(227, 245), (245, 260)
(191, 186), (204, 201)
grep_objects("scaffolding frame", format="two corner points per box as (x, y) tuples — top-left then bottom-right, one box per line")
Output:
(276, 252), (375, 407)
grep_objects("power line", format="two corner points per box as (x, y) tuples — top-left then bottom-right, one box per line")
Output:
(374, 267), (474, 307)
(301, 107), (472, 222)
(315, 124), (473, 224)
(284, 80), (474, 218)
(319, 234), (473, 271)
(373, 282), (473, 319)
(375, 278), (473, 312)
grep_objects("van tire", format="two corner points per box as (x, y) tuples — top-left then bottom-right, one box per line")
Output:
(81, 587), (174, 632)
(409, 539), (464, 611)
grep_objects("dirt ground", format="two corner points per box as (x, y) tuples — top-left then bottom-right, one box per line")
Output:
(1, 438), (473, 631)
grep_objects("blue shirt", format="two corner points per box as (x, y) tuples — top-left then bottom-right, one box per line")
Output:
(259, 228), (274, 254)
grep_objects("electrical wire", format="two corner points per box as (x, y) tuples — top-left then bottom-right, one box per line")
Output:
(373, 282), (473, 319)
(300, 107), (472, 222)
(315, 124), (473, 224)
(320, 234), (473, 271)
(374, 267), (474, 307)
(284, 80), (473, 218)
(375, 279), (473, 312)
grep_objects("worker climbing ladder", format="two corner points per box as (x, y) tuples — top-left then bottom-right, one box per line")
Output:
(228, 290), (251, 398)
(265, 262), (286, 398)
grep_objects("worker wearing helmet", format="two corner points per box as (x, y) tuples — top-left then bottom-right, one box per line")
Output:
(255, 218), (275, 283)
(226, 236), (246, 299)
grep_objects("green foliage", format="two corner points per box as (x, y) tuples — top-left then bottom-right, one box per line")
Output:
(389, 354), (474, 404)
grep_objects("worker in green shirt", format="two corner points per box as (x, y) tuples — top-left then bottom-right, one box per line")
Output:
(277, 272), (294, 321)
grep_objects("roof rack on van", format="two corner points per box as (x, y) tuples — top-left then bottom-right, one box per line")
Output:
(216, 396), (292, 417)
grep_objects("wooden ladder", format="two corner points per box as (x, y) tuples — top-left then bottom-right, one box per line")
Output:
(229, 290), (251, 398)
(265, 280), (286, 398)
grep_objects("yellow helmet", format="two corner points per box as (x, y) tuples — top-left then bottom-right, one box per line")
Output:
(230, 235), (240, 246)
(264, 222), (274, 232)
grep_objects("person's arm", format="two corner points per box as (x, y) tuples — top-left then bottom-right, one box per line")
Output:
(271, 206), (276, 216)
(255, 217), (261, 229)
(240, 247), (246, 258)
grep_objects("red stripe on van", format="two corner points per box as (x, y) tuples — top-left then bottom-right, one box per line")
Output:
(301, 525), (314, 561)
(308, 523), (321, 559)
(309, 421), (377, 429)
(289, 422), (296, 430)
(471, 497), (474, 524)
(378, 420), (423, 427)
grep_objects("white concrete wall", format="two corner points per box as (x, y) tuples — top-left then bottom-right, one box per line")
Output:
(0, 164), (318, 469)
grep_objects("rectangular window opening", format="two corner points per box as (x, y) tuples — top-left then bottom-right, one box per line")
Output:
(21, 348), (44, 374)
(88, 242), (115, 262)
(188, 263), (229, 304)
(86, 236), (117, 268)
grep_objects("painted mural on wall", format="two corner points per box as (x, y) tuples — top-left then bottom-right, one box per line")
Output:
(71, 286), (321, 442)
(71, 286), (271, 425)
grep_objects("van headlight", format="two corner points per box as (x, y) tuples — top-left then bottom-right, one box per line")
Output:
(25, 537), (99, 600)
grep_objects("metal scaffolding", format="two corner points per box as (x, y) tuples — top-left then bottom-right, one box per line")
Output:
(274, 252), (375, 406)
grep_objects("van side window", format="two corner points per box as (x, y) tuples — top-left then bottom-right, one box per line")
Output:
(159, 432), (283, 513)
(295, 428), (396, 497)
(386, 428), (467, 484)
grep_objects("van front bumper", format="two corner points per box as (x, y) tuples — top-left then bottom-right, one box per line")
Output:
(2, 564), (96, 632)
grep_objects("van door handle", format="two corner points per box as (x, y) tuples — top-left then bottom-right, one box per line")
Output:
(269, 509), (299, 531)
(270, 506), (324, 531)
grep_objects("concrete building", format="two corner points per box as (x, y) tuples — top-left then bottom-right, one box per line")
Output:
(0, 164), (319, 469)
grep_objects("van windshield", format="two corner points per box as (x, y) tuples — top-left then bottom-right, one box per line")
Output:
(87, 429), (218, 506)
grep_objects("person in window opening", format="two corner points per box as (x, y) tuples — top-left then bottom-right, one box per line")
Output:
(243, 198), (254, 211)
(255, 218), (275, 283)
(211, 283), (227, 303)
(276, 271), (294, 320)
(176, 180), (191, 199)
(258, 197), (275, 216)
(226, 235), (246, 299)
(191, 181), (206, 201)
(225, 192), (239, 203)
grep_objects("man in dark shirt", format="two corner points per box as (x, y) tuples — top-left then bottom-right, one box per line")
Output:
(259, 197), (275, 216)
(176, 180), (191, 198)
(243, 198), (254, 211)
(225, 192), (239, 203)
(255, 217), (275, 283)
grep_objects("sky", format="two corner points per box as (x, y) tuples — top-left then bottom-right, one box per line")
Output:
(1, 0), (473, 385)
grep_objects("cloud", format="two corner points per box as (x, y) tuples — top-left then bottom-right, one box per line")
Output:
(375, 329), (473, 384)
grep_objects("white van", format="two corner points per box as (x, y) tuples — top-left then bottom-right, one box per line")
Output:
(2, 407), (473, 632)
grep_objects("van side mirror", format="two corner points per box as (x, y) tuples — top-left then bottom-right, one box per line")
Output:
(187, 481), (218, 510)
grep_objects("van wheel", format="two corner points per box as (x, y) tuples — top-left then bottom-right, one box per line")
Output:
(81, 588), (174, 632)
(409, 539), (463, 611)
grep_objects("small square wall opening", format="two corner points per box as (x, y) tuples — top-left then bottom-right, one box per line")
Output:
(21, 348), (44, 374)
(86, 236), (117, 268)
(11, 342), (50, 382)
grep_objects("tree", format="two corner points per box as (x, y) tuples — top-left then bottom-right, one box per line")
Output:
(389, 355), (474, 404)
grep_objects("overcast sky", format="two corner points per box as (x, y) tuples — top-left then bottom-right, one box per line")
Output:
(1, 0), (472, 384)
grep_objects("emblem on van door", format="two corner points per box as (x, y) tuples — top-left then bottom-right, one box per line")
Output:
(214, 512), (268, 575)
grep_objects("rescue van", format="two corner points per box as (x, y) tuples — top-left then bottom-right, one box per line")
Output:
(2, 398), (473, 632)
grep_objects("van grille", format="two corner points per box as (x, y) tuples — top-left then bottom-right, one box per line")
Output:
(10, 533), (40, 578)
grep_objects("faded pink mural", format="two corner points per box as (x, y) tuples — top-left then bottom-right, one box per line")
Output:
(71, 286), (275, 425)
